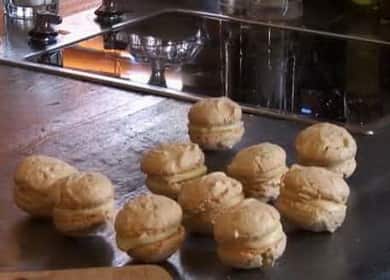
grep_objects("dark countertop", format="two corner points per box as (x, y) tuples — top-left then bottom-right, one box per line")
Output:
(1, 64), (390, 280)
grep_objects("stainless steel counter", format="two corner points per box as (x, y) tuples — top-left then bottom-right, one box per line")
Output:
(1, 0), (389, 61)
(1, 2), (390, 135)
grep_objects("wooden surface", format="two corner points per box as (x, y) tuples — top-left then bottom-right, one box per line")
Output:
(0, 65), (186, 276)
(0, 266), (171, 280)
(59, 0), (100, 16)
(0, 64), (390, 280)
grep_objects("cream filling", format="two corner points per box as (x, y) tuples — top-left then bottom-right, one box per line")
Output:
(189, 121), (243, 133)
(117, 224), (180, 251)
(231, 166), (288, 183)
(54, 199), (114, 220)
(244, 184), (280, 202)
(242, 175), (283, 188)
(276, 197), (346, 231)
(280, 185), (348, 205)
(149, 165), (207, 184)
(218, 232), (286, 268)
(53, 200), (114, 233)
(218, 223), (285, 252)
(276, 196), (346, 221)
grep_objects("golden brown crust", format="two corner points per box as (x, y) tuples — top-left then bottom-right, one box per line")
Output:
(141, 142), (205, 176)
(127, 226), (185, 263)
(214, 199), (283, 244)
(13, 155), (78, 217)
(179, 172), (244, 215)
(189, 123), (244, 150)
(178, 172), (245, 234)
(275, 165), (350, 233)
(115, 194), (182, 244)
(14, 155), (78, 193)
(227, 143), (287, 202)
(282, 165), (350, 204)
(217, 233), (287, 269)
(178, 172), (244, 234)
(14, 184), (53, 217)
(214, 199), (286, 269)
(228, 143), (287, 178)
(295, 122), (357, 164)
(52, 172), (114, 210)
(188, 97), (242, 126)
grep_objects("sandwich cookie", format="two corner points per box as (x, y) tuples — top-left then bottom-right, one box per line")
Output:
(141, 142), (207, 199)
(178, 172), (244, 235)
(227, 143), (288, 202)
(188, 97), (245, 150)
(275, 165), (350, 233)
(214, 199), (287, 269)
(295, 122), (357, 178)
(115, 194), (185, 263)
(52, 172), (115, 237)
(14, 155), (78, 218)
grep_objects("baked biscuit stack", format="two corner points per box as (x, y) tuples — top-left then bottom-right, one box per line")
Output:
(227, 143), (288, 202)
(141, 142), (207, 200)
(115, 194), (185, 263)
(112, 99), (356, 268)
(52, 172), (115, 236)
(295, 122), (357, 178)
(178, 172), (245, 235)
(275, 165), (350, 233)
(188, 97), (245, 150)
(12, 96), (359, 271)
(14, 155), (115, 237)
(14, 155), (78, 218)
(214, 199), (287, 269)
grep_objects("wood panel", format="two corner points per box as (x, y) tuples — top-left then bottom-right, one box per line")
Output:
(0, 266), (171, 280)
(59, 0), (100, 16)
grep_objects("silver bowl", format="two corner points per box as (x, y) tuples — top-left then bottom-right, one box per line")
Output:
(127, 27), (206, 87)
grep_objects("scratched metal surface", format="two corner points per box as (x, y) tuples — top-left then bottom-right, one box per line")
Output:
(1, 65), (390, 279)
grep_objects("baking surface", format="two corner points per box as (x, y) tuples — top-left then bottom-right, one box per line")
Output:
(1, 65), (390, 279)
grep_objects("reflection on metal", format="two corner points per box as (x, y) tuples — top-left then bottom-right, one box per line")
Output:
(15, 9), (390, 135)
(4, 55), (376, 135)
(29, 11), (63, 46)
(8, 54), (378, 136)
(95, 0), (124, 25)
(179, 9), (390, 46)
(127, 27), (206, 87)
(218, 0), (303, 21)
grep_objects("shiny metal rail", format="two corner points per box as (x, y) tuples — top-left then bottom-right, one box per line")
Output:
(176, 8), (390, 46)
(22, 7), (390, 61)
(0, 55), (375, 136)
